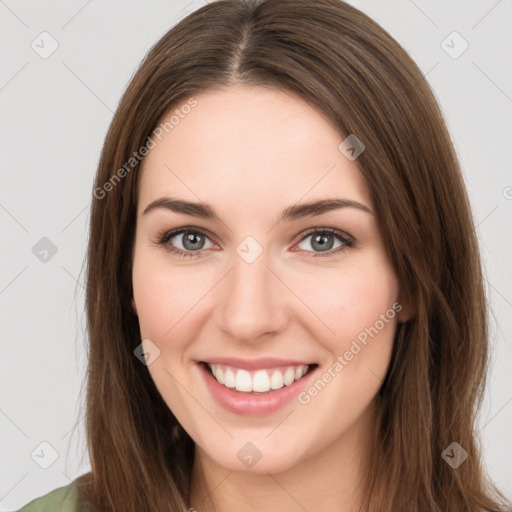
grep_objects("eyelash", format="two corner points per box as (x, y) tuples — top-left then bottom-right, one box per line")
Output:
(153, 226), (355, 259)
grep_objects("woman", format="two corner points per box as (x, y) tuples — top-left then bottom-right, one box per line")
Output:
(17, 0), (511, 510)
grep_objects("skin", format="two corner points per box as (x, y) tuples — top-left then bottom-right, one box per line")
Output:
(131, 84), (410, 511)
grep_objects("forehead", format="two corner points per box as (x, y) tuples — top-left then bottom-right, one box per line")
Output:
(137, 85), (371, 217)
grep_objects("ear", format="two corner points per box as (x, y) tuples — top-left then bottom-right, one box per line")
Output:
(131, 296), (138, 315)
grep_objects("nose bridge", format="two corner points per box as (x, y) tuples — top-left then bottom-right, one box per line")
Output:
(217, 241), (287, 342)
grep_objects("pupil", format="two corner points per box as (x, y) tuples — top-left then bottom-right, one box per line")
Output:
(184, 233), (203, 250)
(313, 234), (333, 251)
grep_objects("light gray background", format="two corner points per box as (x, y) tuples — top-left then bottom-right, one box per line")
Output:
(1, 0), (511, 509)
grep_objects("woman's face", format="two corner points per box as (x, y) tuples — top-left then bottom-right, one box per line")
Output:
(132, 85), (408, 474)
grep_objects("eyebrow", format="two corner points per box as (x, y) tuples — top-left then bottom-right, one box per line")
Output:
(142, 196), (373, 222)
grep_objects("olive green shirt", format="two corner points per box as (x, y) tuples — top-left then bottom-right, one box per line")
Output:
(16, 482), (81, 511)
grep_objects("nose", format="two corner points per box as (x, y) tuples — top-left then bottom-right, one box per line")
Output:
(215, 250), (289, 345)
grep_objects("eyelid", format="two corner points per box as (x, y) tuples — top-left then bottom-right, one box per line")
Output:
(153, 225), (355, 258)
(154, 226), (217, 249)
(296, 226), (354, 243)
(150, 228), (204, 261)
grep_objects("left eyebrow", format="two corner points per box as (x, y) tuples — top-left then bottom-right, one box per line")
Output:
(142, 196), (373, 221)
(279, 198), (373, 221)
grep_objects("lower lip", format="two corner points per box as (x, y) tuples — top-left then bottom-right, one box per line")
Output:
(197, 362), (318, 416)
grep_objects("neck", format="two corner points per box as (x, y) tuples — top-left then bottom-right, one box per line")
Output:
(188, 399), (378, 512)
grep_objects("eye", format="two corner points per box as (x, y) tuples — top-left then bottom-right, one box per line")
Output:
(154, 227), (215, 259)
(293, 227), (354, 257)
(154, 226), (354, 259)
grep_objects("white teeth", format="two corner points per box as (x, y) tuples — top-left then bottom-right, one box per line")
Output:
(283, 368), (295, 386)
(207, 363), (310, 393)
(213, 366), (224, 385)
(270, 370), (284, 390)
(235, 369), (252, 392)
(252, 370), (271, 392)
(224, 368), (236, 388)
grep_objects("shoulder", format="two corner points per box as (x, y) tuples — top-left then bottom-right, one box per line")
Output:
(15, 481), (79, 512)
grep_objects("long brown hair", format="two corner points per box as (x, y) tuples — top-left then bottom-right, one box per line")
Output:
(78, 0), (511, 510)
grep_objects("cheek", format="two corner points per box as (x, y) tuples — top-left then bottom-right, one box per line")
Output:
(133, 245), (401, 351)
(131, 253), (207, 422)
(291, 254), (400, 350)
(290, 256), (400, 444)
(132, 252), (207, 342)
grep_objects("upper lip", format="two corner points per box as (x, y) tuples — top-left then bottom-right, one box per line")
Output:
(200, 357), (315, 370)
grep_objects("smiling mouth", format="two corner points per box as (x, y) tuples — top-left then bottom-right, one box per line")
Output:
(201, 362), (319, 394)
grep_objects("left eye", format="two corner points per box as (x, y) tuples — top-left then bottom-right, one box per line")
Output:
(154, 227), (353, 259)
(295, 228), (353, 256)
